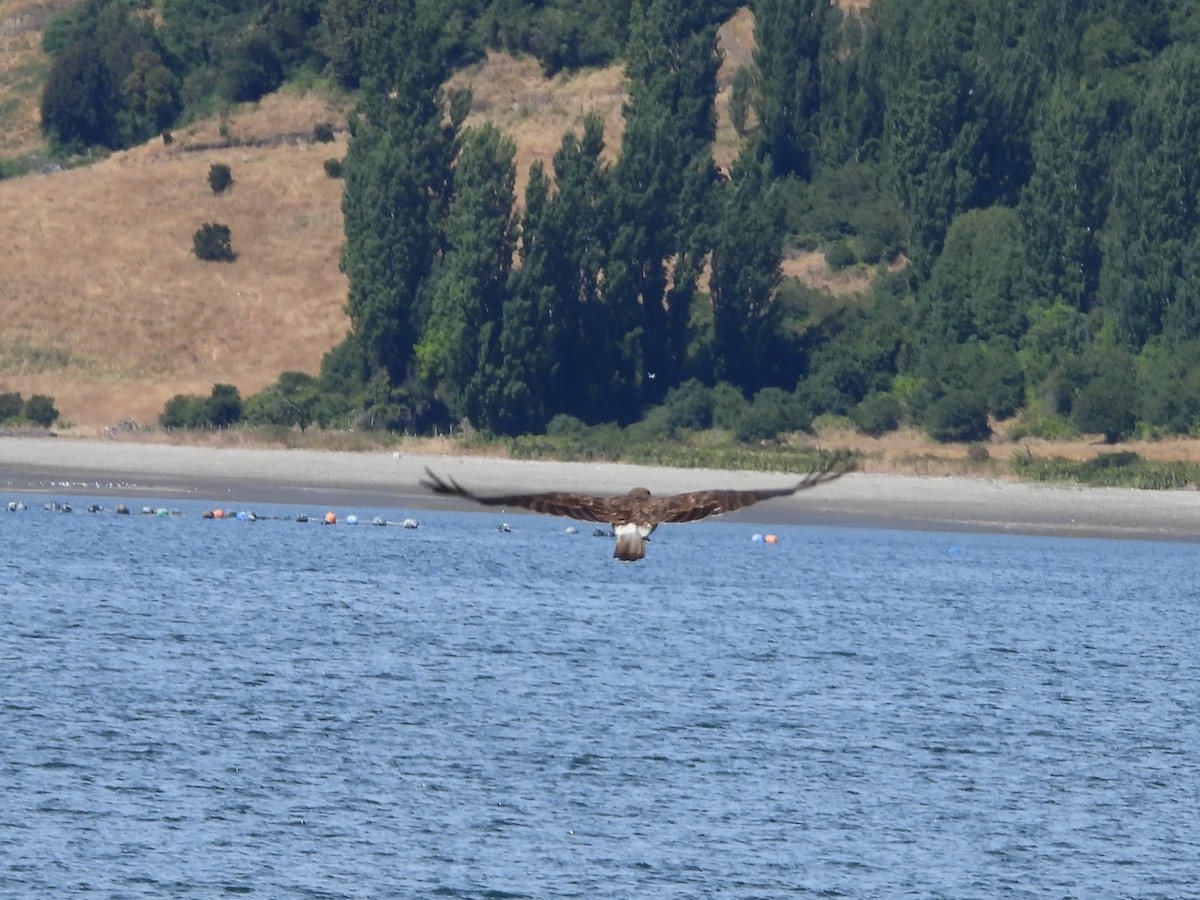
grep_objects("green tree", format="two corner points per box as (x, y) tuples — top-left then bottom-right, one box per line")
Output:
(23, 395), (59, 428)
(709, 149), (785, 393)
(752, 0), (832, 179)
(208, 163), (233, 194)
(207, 383), (243, 426)
(417, 124), (518, 430)
(925, 389), (991, 443)
(340, 0), (460, 386)
(607, 0), (720, 410)
(878, 0), (979, 275)
(193, 223), (235, 261)
(1102, 44), (1200, 346)
(244, 371), (318, 429)
(917, 206), (1029, 347)
(0, 392), (23, 422)
(533, 115), (614, 423)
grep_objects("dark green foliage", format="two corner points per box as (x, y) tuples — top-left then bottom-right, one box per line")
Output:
(416, 123), (518, 432)
(160, 383), (243, 428)
(40, 0), (180, 150)
(244, 371), (318, 429)
(752, 0), (831, 179)
(1137, 338), (1200, 434)
(925, 389), (991, 443)
(207, 383), (243, 426)
(23, 395), (60, 427)
(851, 392), (902, 437)
(710, 150), (786, 393)
(735, 387), (811, 442)
(1102, 44), (1200, 346)
(606, 0), (721, 410)
(208, 163), (233, 194)
(323, 158), (343, 178)
(340, 0), (458, 388)
(312, 122), (335, 143)
(220, 32), (283, 102)
(1060, 347), (1138, 442)
(159, 393), (210, 428)
(661, 378), (714, 432)
(192, 223), (235, 261)
(824, 241), (855, 271)
(0, 392), (25, 422)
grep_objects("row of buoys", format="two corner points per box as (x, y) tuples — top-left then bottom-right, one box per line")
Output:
(751, 533), (780, 544)
(6, 499), (169, 516)
(7, 499), (419, 528)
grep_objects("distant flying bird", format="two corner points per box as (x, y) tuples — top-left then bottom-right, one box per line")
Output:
(420, 454), (854, 562)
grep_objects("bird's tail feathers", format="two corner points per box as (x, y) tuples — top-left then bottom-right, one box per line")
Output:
(613, 523), (648, 562)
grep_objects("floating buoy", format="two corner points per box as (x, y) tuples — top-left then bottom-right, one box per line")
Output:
(203, 510), (215, 519)
(156, 508), (169, 517)
(372, 516), (387, 526)
(295, 514), (309, 523)
(402, 518), (419, 529)
(213, 508), (225, 519)
(763, 534), (779, 544)
(593, 528), (613, 538)
(116, 504), (129, 515)
(751, 533), (764, 542)
(236, 510), (247, 521)
(565, 526), (578, 534)
(346, 514), (359, 525)
(324, 511), (337, 525)
(499, 522), (511, 533)
(87, 504), (102, 513)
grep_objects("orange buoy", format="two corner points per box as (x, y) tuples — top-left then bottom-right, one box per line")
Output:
(213, 508), (225, 519)
(764, 533), (779, 544)
(324, 511), (337, 525)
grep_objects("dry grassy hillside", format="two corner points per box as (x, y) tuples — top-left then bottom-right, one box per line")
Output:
(0, 91), (356, 429)
(0, 4), (874, 433)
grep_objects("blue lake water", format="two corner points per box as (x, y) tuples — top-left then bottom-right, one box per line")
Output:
(2, 492), (1199, 898)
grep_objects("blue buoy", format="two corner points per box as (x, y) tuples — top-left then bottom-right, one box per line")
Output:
(346, 514), (359, 525)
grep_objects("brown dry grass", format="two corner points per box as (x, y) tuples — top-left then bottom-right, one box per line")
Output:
(0, 89), (354, 429)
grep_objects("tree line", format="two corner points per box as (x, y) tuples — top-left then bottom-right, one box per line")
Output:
(38, 0), (1200, 443)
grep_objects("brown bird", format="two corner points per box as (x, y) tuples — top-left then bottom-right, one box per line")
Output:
(419, 454), (853, 562)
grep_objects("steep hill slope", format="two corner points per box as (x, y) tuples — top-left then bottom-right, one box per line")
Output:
(0, 6), (872, 433)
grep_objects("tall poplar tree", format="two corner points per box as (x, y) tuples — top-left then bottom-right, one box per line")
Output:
(607, 0), (720, 411)
(709, 150), (786, 393)
(340, 0), (459, 386)
(752, 0), (833, 179)
(1103, 44), (1200, 346)
(417, 124), (518, 429)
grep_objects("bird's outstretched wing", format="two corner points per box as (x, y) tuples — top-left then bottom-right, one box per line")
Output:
(648, 455), (854, 524)
(420, 469), (626, 523)
(419, 452), (853, 526)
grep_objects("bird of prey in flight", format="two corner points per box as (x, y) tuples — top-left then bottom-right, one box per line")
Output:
(419, 454), (854, 562)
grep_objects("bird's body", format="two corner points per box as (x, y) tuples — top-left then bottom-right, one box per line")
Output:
(420, 455), (853, 561)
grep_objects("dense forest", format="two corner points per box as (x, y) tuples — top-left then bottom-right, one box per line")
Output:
(34, 0), (1200, 444)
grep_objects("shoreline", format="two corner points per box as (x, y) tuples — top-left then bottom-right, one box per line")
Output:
(3, 436), (1200, 542)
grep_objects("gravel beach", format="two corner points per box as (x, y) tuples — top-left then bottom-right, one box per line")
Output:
(3, 436), (1200, 541)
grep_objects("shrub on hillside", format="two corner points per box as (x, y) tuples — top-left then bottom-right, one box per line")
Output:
(208, 163), (233, 194)
(0, 391), (23, 422)
(160, 384), (243, 428)
(925, 390), (991, 443)
(323, 158), (343, 178)
(193, 223), (235, 262)
(851, 392), (903, 437)
(24, 394), (59, 427)
(312, 122), (335, 143)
